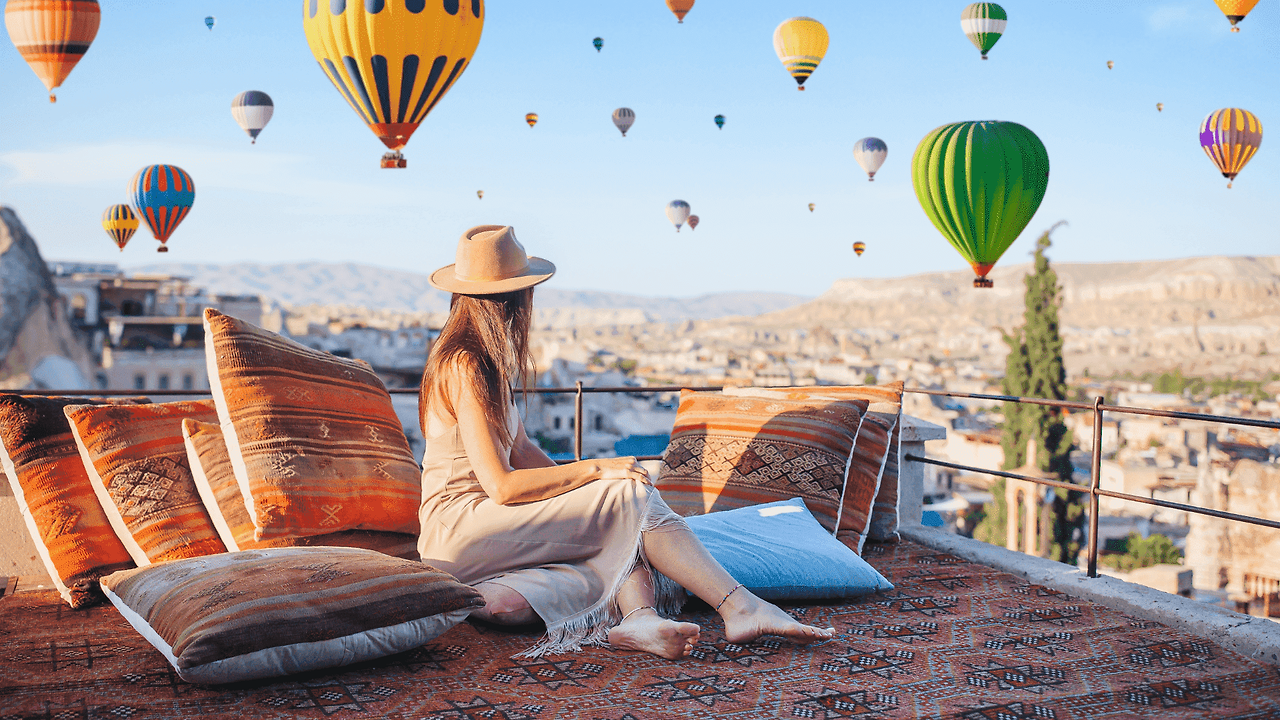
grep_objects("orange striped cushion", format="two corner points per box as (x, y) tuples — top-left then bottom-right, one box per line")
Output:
(655, 392), (869, 538)
(184, 418), (418, 559)
(204, 309), (421, 542)
(64, 400), (226, 566)
(0, 395), (141, 608)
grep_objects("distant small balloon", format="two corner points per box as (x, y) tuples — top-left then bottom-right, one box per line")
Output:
(666, 200), (691, 232)
(665, 0), (694, 23)
(1157, 102), (1164, 112)
(231, 91), (273, 144)
(477, 190), (484, 199)
(961, 3), (1006, 60)
(526, 112), (538, 128)
(1107, 60), (1114, 69)
(808, 203), (815, 212)
(687, 215), (699, 231)
(593, 36), (603, 52)
(853, 241), (866, 256)
(205, 16), (214, 30)
(101, 204), (138, 252)
(612, 107), (635, 137)
(853, 137), (888, 181)
(714, 114), (725, 129)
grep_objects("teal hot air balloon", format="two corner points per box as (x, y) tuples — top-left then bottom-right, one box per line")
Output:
(204, 16), (215, 31)
(911, 121), (1049, 288)
(714, 114), (725, 130)
(131, 164), (195, 253)
(593, 36), (603, 52)
(961, 3), (1006, 59)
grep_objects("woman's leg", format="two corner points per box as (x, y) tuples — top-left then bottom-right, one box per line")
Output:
(608, 565), (700, 659)
(470, 581), (538, 625)
(641, 526), (835, 645)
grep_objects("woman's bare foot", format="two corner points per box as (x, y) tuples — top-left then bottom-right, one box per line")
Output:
(608, 608), (701, 660)
(721, 590), (835, 645)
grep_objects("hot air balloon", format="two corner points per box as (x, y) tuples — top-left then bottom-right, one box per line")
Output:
(593, 37), (603, 52)
(1214, 0), (1260, 31)
(1107, 60), (1114, 70)
(714, 114), (725, 130)
(231, 91), (273, 144)
(303, 0), (484, 169)
(205, 16), (215, 30)
(961, 3), (1006, 60)
(773, 17), (828, 91)
(101, 205), (138, 252)
(687, 215), (699, 231)
(666, 0), (694, 23)
(1200, 108), (1262, 188)
(852, 242), (866, 257)
(666, 200), (690, 232)
(912, 121), (1050, 288)
(612, 108), (635, 137)
(131, 165), (195, 253)
(1157, 103), (1164, 112)
(853, 137), (888, 181)
(4, 0), (100, 103)
(477, 190), (484, 199)
(526, 112), (538, 128)
(808, 203), (815, 212)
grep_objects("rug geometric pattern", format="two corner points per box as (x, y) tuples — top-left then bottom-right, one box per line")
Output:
(2, 541), (1277, 719)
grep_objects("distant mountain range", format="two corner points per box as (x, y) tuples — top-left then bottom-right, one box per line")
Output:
(131, 262), (812, 322)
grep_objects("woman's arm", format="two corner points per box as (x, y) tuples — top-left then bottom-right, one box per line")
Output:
(509, 417), (557, 470)
(447, 366), (647, 505)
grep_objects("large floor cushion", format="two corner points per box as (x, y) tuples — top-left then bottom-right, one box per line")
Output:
(183, 419), (419, 559)
(203, 309), (421, 542)
(655, 391), (869, 538)
(65, 400), (225, 565)
(686, 497), (892, 601)
(100, 546), (485, 684)
(0, 395), (141, 607)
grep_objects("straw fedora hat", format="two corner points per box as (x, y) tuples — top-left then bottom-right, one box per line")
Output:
(429, 225), (555, 295)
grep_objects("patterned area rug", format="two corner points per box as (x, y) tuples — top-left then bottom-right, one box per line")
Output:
(2, 541), (1277, 719)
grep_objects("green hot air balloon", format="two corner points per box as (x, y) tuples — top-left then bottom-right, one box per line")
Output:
(961, 3), (1006, 60)
(911, 121), (1049, 288)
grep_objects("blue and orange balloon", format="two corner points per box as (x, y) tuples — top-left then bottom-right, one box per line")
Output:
(130, 165), (195, 253)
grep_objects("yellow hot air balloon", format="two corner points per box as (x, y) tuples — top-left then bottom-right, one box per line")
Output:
(773, 17), (828, 91)
(1106, 60), (1114, 70)
(808, 203), (815, 212)
(1213, 0), (1260, 31)
(4, 0), (100, 103)
(526, 112), (538, 128)
(477, 190), (484, 199)
(303, 0), (484, 169)
(1156, 103), (1164, 112)
(852, 242), (866, 256)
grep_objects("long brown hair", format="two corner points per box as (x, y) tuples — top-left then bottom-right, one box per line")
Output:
(420, 288), (534, 444)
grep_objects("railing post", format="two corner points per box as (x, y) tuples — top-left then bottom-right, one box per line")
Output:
(574, 381), (584, 461)
(1087, 395), (1103, 578)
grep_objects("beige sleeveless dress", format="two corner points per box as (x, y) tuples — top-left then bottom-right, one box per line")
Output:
(417, 407), (688, 657)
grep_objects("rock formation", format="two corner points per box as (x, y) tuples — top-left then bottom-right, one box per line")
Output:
(0, 207), (96, 389)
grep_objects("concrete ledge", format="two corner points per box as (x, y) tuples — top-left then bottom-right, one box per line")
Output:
(901, 524), (1280, 667)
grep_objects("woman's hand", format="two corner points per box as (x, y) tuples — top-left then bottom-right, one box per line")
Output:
(596, 456), (652, 486)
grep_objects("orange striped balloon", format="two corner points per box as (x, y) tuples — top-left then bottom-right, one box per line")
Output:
(130, 165), (196, 252)
(4, 0), (100, 103)
(1199, 108), (1263, 188)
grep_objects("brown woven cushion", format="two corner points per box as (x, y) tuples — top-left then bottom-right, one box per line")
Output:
(654, 391), (869, 539)
(100, 546), (485, 683)
(0, 395), (146, 607)
(203, 309), (420, 542)
(183, 419), (418, 559)
(65, 400), (226, 565)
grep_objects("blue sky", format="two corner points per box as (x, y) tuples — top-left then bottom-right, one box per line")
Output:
(0, 1), (1276, 297)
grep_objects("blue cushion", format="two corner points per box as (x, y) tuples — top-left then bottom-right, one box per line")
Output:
(685, 497), (893, 601)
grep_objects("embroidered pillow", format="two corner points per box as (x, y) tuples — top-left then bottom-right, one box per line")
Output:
(0, 395), (143, 607)
(183, 419), (418, 559)
(686, 497), (892, 601)
(724, 382), (905, 545)
(65, 400), (226, 566)
(654, 392), (869, 538)
(203, 309), (421, 542)
(100, 546), (485, 684)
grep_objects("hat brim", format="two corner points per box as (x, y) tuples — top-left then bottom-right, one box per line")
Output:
(429, 256), (556, 295)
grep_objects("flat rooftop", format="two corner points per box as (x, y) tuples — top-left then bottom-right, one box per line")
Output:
(2, 539), (1276, 718)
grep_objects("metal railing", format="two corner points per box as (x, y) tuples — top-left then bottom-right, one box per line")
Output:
(27, 383), (1280, 580)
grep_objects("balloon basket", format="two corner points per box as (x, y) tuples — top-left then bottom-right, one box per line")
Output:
(798, 86), (805, 91)
(973, 277), (993, 288)
(157, 246), (169, 253)
(981, 55), (988, 60)
(1231, 26), (1240, 32)
(380, 152), (406, 169)
(49, 94), (56, 103)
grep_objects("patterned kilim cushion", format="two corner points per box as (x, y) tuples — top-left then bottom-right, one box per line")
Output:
(203, 309), (421, 542)
(65, 400), (226, 566)
(183, 419), (419, 559)
(726, 383), (905, 545)
(0, 395), (144, 608)
(655, 391), (869, 539)
(100, 546), (485, 684)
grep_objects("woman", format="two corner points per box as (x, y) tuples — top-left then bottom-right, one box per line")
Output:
(418, 225), (834, 659)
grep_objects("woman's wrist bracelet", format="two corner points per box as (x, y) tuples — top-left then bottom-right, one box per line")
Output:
(715, 583), (744, 611)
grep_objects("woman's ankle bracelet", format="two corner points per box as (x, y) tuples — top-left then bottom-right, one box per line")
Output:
(621, 605), (654, 622)
(715, 583), (744, 611)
